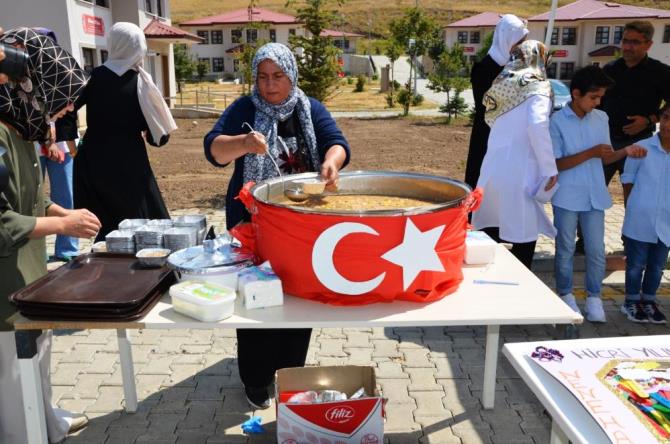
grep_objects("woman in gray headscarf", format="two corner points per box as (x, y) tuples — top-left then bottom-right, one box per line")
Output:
(204, 43), (350, 409)
(0, 27), (100, 443)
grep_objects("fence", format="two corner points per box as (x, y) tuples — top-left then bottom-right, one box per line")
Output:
(170, 86), (244, 111)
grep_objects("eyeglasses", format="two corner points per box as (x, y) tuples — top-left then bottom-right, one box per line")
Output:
(621, 38), (648, 46)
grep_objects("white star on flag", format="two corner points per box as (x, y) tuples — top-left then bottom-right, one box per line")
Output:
(381, 219), (446, 291)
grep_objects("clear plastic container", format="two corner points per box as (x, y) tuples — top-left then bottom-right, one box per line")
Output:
(169, 280), (236, 322)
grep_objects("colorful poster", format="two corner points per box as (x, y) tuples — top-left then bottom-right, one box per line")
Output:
(529, 345), (670, 443)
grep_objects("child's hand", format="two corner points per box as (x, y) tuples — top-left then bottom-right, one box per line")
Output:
(594, 144), (613, 159)
(624, 144), (647, 158)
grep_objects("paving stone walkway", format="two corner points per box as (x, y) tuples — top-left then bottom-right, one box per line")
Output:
(40, 205), (670, 443)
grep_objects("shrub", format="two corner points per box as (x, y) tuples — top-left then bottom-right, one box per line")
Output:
(346, 76), (354, 85)
(392, 80), (401, 91)
(411, 93), (424, 106)
(354, 75), (366, 92)
(372, 74), (379, 81)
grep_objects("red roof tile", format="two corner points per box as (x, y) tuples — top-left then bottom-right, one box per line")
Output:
(180, 7), (300, 26)
(144, 19), (203, 42)
(445, 12), (502, 28)
(529, 0), (670, 21)
(588, 45), (621, 56)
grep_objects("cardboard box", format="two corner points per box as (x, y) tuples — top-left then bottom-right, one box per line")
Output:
(276, 366), (384, 444)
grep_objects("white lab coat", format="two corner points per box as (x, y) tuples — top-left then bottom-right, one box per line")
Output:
(0, 331), (71, 443)
(472, 95), (558, 243)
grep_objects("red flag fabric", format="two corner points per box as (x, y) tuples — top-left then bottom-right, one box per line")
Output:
(232, 184), (483, 305)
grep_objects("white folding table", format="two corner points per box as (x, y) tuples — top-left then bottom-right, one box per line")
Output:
(503, 335), (670, 444)
(12, 245), (582, 444)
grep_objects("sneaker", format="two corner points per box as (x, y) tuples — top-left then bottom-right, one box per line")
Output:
(643, 302), (667, 325)
(620, 302), (649, 323)
(584, 297), (606, 323)
(559, 293), (582, 315)
(244, 385), (271, 410)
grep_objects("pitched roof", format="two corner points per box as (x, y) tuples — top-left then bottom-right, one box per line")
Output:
(528, 0), (670, 21)
(445, 12), (502, 28)
(180, 7), (300, 26)
(588, 45), (620, 56)
(144, 19), (203, 43)
(320, 29), (365, 37)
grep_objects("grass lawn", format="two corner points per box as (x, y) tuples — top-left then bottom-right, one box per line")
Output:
(175, 79), (438, 112)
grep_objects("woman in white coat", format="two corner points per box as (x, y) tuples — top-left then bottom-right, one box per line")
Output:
(472, 40), (558, 269)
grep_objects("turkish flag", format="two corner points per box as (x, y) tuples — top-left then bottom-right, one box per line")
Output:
(233, 184), (482, 305)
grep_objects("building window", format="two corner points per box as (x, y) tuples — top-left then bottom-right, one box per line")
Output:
(470, 31), (480, 44)
(592, 61), (600, 67)
(664, 25), (670, 43)
(457, 31), (468, 44)
(246, 29), (258, 43)
(197, 31), (209, 45)
(613, 26), (624, 44)
(334, 39), (350, 50)
(468, 55), (477, 64)
(81, 47), (96, 74)
(82, 0), (109, 6)
(233, 59), (240, 72)
(212, 58), (224, 72)
(545, 27), (559, 45)
(546, 62), (557, 79)
(157, 0), (164, 18)
(561, 27), (577, 45)
(198, 58), (210, 72)
(231, 29), (242, 44)
(595, 26), (610, 44)
(211, 30), (223, 44)
(270, 29), (277, 42)
(560, 62), (575, 80)
(145, 0), (153, 14)
(100, 49), (108, 63)
(289, 28), (296, 36)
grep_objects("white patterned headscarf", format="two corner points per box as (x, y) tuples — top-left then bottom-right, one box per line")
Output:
(0, 28), (88, 143)
(244, 43), (320, 183)
(483, 40), (553, 127)
(488, 15), (529, 67)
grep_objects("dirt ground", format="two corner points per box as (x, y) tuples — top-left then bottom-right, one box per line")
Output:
(148, 117), (623, 210)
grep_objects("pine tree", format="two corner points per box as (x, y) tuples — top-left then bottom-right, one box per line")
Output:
(287, 0), (344, 101)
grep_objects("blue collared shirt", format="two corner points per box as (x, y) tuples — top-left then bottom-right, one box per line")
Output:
(621, 134), (670, 246)
(550, 105), (613, 211)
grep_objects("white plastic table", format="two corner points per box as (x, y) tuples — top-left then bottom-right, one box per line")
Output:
(503, 335), (670, 444)
(12, 245), (581, 444)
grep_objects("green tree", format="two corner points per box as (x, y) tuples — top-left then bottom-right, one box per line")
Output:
(388, 8), (441, 115)
(428, 44), (471, 122)
(475, 32), (493, 63)
(195, 59), (208, 82)
(384, 40), (402, 107)
(173, 44), (194, 91)
(287, 0), (345, 102)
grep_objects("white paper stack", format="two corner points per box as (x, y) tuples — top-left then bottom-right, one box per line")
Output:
(237, 261), (284, 310)
(464, 231), (497, 265)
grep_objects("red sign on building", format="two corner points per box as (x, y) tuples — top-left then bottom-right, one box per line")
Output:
(463, 46), (474, 53)
(82, 14), (104, 36)
(552, 49), (568, 58)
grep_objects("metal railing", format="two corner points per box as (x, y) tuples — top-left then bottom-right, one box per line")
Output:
(169, 86), (245, 111)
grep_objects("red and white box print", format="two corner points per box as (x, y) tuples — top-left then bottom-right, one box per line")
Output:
(276, 366), (384, 444)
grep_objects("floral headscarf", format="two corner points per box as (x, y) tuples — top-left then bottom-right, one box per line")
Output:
(0, 28), (88, 143)
(483, 40), (553, 127)
(244, 43), (320, 183)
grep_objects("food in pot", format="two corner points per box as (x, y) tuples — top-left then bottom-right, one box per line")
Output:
(278, 194), (437, 211)
(294, 179), (326, 195)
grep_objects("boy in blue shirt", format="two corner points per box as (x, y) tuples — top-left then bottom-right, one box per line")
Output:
(550, 66), (646, 322)
(619, 103), (670, 324)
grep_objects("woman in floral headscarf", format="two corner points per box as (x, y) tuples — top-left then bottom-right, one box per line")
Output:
(0, 27), (100, 443)
(471, 40), (558, 269)
(204, 43), (350, 409)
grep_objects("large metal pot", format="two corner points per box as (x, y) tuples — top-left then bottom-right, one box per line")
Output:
(235, 171), (479, 305)
(251, 170), (471, 215)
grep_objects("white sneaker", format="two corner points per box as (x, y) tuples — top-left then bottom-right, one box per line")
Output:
(585, 297), (606, 323)
(559, 293), (581, 315)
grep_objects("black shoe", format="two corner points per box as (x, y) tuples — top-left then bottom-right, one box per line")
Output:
(643, 302), (667, 325)
(620, 302), (649, 323)
(244, 386), (271, 410)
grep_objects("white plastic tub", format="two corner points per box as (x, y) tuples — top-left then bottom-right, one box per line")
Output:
(169, 280), (236, 322)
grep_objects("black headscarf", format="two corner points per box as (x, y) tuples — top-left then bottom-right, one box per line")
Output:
(0, 27), (88, 143)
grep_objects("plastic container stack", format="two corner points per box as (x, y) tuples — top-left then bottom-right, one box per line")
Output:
(105, 230), (136, 254)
